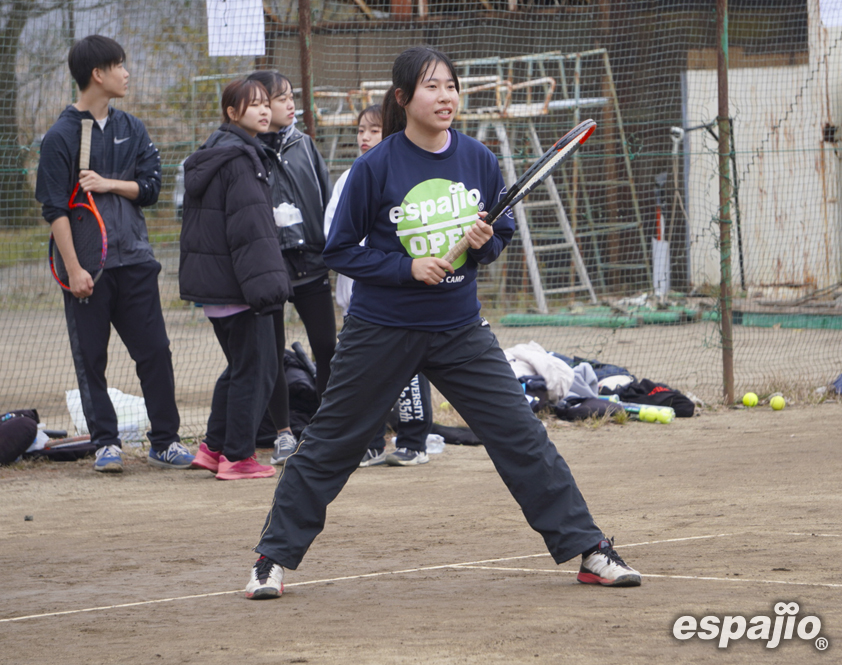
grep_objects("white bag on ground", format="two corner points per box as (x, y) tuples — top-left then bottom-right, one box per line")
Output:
(65, 388), (149, 444)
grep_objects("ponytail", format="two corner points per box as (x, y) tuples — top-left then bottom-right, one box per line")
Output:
(381, 85), (405, 139)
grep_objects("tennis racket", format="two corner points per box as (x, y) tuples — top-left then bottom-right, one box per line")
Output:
(48, 118), (108, 296)
(442, 118), (597, 264)
(597, 395), (675, 423)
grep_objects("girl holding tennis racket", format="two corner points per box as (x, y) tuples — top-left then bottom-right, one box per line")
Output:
(246, 47), (640, 598)
(325, 104), (435, 468)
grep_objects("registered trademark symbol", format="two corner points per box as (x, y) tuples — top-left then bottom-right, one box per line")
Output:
(815, 636), (829, 651)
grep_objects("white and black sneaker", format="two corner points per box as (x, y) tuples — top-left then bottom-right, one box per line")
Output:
(270, 431), (297, 466)
(577, 537), (642, 587)
(245, 555), (284, 599)
(359, 448), (388, 467)
(385, 447), (429, 466)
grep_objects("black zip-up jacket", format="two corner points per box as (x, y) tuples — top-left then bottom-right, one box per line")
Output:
(257, 126), (332, 287)
(35, 105), (159, 268)
(179, 125), (291, 314)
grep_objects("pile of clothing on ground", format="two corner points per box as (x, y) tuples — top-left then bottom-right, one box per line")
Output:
(504, 340), (696, 421)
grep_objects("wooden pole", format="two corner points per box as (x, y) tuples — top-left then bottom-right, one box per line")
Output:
(298, 0), (316, 138)
(717, 0), (735, 404)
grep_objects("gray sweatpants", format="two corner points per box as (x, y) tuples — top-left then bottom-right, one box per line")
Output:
(255, 316), (603, 568)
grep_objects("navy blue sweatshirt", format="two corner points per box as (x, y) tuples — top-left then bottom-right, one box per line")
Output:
(323, 130), (513, 331)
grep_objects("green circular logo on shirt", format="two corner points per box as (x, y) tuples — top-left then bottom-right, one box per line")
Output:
(389, 178), (482, 269)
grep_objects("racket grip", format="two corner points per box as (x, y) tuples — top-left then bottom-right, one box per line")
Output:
(441, 235), (472, 264)
(79, 119), (93, 171)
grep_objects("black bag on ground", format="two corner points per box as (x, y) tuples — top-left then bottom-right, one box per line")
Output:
(554, 397), (623, 421)
(0, 410), (39, 465)
(605, 379), (695, 417)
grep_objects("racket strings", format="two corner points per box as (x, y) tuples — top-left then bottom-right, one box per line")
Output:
(67, 197), (107, 275)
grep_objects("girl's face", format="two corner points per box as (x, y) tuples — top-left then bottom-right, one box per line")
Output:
(269, 82), (296, 132)
(228, 93), (271, 137)
(400, 60), (458, 138)
(357, 114), (382, 154)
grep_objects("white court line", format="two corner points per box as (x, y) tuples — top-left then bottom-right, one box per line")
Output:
(0, 531), (829, 624)
(457, 566), (842, 589)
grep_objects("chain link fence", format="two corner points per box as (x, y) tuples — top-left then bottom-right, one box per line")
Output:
(2, 0), (840, 436)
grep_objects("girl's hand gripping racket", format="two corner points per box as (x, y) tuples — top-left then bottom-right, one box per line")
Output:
(442, 118), (596, 264)
(48, 118), (108, 299)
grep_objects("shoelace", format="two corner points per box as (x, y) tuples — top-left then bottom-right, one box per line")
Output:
(277, 435), (297, 452)
(97, 445), (120, 459)
(597, 537), (629, 567)
(254, 556), (278, 581)
(159, 443), (187, 460)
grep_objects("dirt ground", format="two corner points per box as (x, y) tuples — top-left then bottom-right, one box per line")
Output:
(1, 404), (840, 664)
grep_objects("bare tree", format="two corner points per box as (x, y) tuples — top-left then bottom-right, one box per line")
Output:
(0, 1), (47, 224)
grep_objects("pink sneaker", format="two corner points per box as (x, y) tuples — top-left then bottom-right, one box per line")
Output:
(191, 442), (222, 473)
(216, 455), (276, 480)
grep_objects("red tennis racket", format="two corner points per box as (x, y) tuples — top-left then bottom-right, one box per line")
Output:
(442, 118), (596, 264)
(49, 118), (108, 295)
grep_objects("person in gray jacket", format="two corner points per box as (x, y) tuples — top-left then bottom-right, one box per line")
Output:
(180, 79), (292, 481)
(246, 70), (335, 466)
(35, 35), (193, 474)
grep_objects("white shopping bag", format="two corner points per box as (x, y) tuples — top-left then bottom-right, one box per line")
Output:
(65, 388), (149, 444)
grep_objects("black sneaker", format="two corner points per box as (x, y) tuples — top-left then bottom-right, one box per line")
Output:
(245, 555), (284, 599)
(577, 537), (642, 587)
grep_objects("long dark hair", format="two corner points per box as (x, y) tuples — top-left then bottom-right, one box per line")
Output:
(381, 47), (460, 138)
(247, 70), (293, 98)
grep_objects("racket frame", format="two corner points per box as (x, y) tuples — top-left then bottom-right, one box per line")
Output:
(441, 118), (597, 264)
(48, 118), (108, 292)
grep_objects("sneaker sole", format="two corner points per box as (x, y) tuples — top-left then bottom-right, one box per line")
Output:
(190, 459), (219, 473)
(147, 457), (194, 469)
(385, 455), (430, 466)
(577, 571), (641, 587)
(245, 584), (283, 600)
(216, 470), (277, 480)
(359, 457), (387, 467)
(93, 463), (123, 473)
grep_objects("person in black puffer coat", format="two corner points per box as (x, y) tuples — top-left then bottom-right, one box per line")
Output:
(180, 79), (292, 481)
(245, 70), (335, 467)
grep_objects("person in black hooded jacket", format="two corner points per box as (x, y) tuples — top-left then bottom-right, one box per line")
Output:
(180, 79), (292, 481)
(246, 70), (335, 467)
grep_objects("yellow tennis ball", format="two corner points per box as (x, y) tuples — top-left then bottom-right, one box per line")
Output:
(439, 401), (451, 411)
(742, 392), (758, 407)
(770, 395), (785, 410)
(657, 410), (673, 424)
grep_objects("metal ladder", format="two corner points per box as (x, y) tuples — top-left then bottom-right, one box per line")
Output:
(476, 121), (597, 314)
